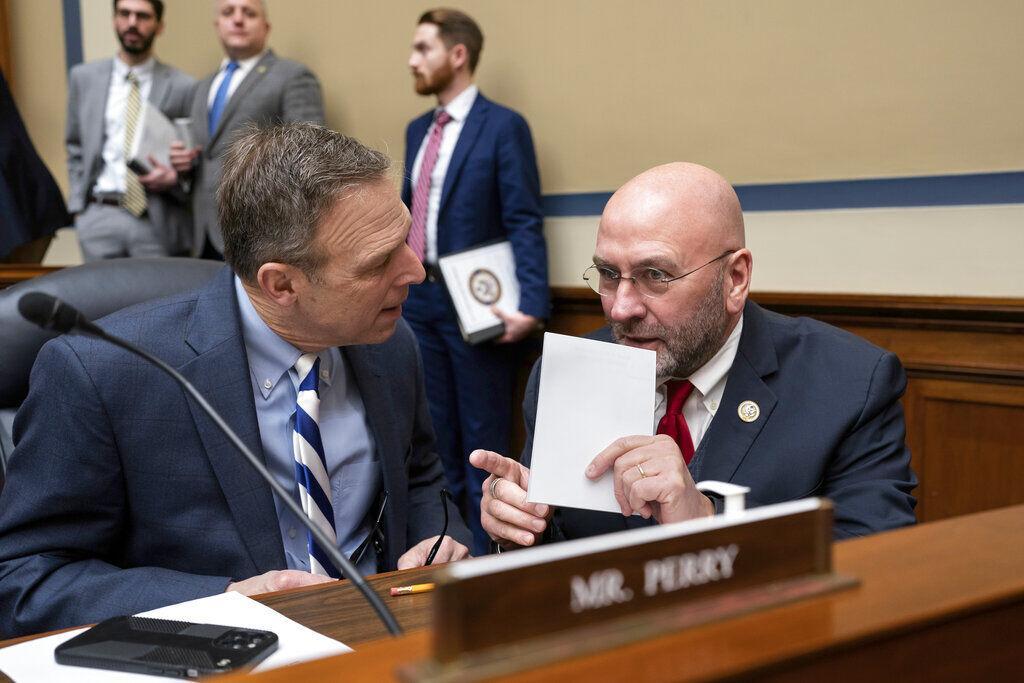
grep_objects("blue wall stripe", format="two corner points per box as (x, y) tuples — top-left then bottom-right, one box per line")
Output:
(543, 171), (1024, 217)
(62, 0), (83, 73)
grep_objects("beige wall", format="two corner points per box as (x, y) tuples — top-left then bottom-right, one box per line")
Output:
(147, 0), (1024, 191)
(18, 0), (1024, 195)
(7, 1), (1024, 291)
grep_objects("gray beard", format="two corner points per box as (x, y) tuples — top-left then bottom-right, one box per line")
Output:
(610, 267), (729, 378)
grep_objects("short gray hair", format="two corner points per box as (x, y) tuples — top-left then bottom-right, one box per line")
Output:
(218, 122), (391, 282)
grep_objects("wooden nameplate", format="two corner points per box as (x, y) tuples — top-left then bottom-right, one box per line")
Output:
(401, 498), (856, 682)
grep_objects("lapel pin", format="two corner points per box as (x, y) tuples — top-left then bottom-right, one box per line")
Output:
(257, 66), (267, 74)
(737, 400), (760, 423)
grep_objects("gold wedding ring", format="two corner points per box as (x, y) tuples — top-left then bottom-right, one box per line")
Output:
(636, 463), (647, 479)
(489, 477), (502, 498)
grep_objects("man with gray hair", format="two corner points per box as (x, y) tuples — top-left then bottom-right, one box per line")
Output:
(0, 122), (470, 637)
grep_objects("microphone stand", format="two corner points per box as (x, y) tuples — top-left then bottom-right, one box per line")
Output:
(77, 322), (403, 636)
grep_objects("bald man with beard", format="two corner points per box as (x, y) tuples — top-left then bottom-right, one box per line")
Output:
(471, 162), (917, 546)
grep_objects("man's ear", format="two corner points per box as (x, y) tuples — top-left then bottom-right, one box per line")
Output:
(255, 262), (305, 307)
(450, 43), (469, 72)
(724, 249), (753, 315)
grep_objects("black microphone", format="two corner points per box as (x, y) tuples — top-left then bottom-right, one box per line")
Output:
(17, 292), (403, 636)
(18, 291), (104, 336)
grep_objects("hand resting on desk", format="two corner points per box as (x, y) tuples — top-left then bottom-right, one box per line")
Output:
(227, 570), (335, 596)
(224, 537), (471, 596)
(397, 536), (470, 569)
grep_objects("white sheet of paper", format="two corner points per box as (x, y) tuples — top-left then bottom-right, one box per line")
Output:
(0, 591), (350, 682)
(526, 332), (655, 513)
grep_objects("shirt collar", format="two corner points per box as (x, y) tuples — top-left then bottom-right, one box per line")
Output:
(113, 55), (155, 80)
(439, 84), (478, 123)
(219, 50), (266, 73)
(686, 315), (743, 399)
(233, 275), (335, 399)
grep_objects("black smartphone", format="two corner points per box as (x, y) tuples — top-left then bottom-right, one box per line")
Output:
(54, 615), (278, 679)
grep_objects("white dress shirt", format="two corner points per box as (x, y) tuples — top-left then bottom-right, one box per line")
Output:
(409, 84), (478, 264)
(207, 51), (266, 108)
(654, 316), (744, 451)
(93, 56), (155, 196)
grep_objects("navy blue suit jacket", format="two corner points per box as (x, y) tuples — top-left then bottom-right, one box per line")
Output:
(0, 71), (69, 258)
(402, 93), (549, 319)
(0, 267), (468, 637)
(521, 301), (917, 540)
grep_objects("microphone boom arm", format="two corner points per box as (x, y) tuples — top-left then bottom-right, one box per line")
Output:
(86, 325), (404, 636)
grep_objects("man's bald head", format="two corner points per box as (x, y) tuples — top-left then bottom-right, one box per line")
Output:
(602, 162), (744, 254)
(593, 162), (752, 379)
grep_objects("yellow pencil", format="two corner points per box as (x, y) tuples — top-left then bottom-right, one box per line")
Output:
(390, 583), (436, 596)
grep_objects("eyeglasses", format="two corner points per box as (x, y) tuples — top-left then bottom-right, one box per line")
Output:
(582, 250), (736, 299)
(350, 490), (389, 566)
(349, 488), (456, 568)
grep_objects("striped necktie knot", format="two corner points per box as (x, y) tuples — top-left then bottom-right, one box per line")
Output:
(295, 353), (321, 396)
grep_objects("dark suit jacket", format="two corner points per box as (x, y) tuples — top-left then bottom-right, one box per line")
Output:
(189, 50), (324, 255)
(402, 92), (549, 320)
(0, 72), (69, 258)
(0, 267), (467, 637)
(64, 58), (196, 254)
(521, 301), (917, 540)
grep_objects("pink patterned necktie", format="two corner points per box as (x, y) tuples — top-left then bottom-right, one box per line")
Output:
(408, 110), (453, 262)
(657, 380), (696, 464)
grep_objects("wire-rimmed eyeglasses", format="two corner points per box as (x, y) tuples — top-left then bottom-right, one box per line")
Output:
(582, 250), (736, 299)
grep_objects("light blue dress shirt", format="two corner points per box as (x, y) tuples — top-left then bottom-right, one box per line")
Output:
(234, 277), (381, 575)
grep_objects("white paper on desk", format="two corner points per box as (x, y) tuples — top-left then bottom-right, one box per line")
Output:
(526, 332), (656, 513)
(0, 591), (350, 682)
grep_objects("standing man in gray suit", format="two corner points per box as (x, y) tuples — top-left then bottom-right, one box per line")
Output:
(66, 0), (195, 261)
(171, 0), (324, 260)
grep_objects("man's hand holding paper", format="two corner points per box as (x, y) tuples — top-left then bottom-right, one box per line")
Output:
(471, 449), (551, 548)
(474, 333), (712, 549)
(586, 434), (713, 523)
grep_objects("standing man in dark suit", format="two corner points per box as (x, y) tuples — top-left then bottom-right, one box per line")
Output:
(402, 8), (550, 555)
(171, 0), (324, 260)
(0, 123), (470, 637)
(472, 163), (917, 547)
(65, 0), (195, 260)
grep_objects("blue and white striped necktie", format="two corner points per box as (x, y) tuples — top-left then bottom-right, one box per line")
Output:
(292, 353), (341, 578)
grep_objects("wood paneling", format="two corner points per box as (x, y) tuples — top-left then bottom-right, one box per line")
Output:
(0, 266), (58, 289)
(906, 380), (1024, 522)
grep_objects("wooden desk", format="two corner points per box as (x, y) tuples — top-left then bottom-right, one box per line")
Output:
(232, 504), (1024, 681)
(4, 506), (1023, 681)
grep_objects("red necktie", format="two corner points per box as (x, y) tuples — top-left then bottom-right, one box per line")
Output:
(657, 380), (696, 464)
(408, 110), (453, 262)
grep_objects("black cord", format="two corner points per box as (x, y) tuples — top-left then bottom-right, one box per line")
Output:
(424, 488), (452, 566)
